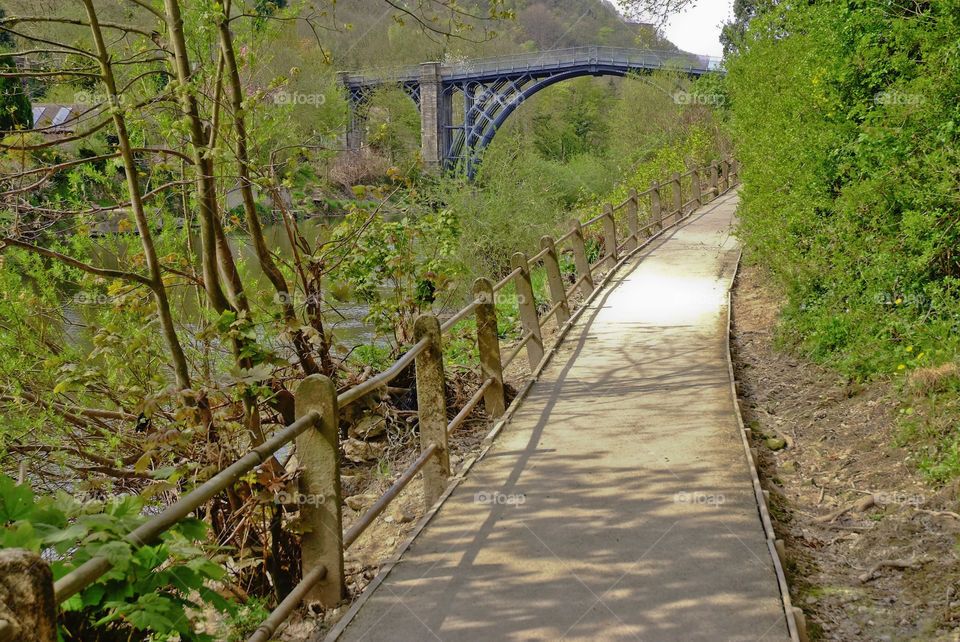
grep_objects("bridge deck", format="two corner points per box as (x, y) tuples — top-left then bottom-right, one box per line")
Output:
(323, 192), (791, 641)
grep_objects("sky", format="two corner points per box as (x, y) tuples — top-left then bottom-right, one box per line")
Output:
(661, 0), (734, 58)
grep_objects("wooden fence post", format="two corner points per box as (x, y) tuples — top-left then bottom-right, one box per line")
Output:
(0, 549), (57, 642)
(294, 375), (344, 607)
(413, 314), (450, 508)
(625, 188), (639, 251)
(601, 202), (618, 269)
(472, 278), (506, 418)
(649, 181), (662, 232)
(567, 219), (595, 297)
(511, 252), (545, 370)
(539, 236), (570, 326)
(671, 171), (682, 223)
(721, 158), (730, 193)
(710, 163), (719, 198)
(692, 168), (702, 207)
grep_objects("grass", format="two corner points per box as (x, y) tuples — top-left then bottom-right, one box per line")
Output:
(895, 362), (960, 482)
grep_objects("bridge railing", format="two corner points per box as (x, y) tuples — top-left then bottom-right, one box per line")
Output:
(342, 46), (722, 86)
(3, 158), (739, 641)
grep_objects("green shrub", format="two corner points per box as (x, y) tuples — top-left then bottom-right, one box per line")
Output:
(726, 0), (960, 478)
(0, 474), (233, 640)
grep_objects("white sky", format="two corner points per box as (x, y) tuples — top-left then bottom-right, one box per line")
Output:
(660, 0), (734, 58)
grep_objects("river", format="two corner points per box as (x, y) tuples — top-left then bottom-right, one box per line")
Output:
(64, 213), (383, 353)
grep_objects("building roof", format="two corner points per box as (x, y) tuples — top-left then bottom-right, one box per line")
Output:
(31, 103), (81, 133)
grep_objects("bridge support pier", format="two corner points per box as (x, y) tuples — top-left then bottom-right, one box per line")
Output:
(337, 72), (368, 150)
(419, 62), (451, 173)
(344, 115), (366, 150)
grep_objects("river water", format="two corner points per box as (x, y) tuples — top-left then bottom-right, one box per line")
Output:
(67, 214), (381, 351)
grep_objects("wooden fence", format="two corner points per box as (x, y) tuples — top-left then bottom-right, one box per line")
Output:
(0, 158), (740, 642)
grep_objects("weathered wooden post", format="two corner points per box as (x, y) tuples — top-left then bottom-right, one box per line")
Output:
(567, 219), (595, 297)
(472, 278), (506, 417)
(539, 236), (571, 326)
(721, 158), (730, 193)
(671, 171), (682, 222)
(710, 163), (719, 198)
(601, 202), (618, 270)
(295, 374), (345, 607)
(414, 314), (450, 507)
(692, 168), (702, 207)
(0, 549), (57, 642)
(650, 181), (662, 232)
(730, 158), (739, 185)
(511, 252), (545, 370)
(625, 188), (639, 251)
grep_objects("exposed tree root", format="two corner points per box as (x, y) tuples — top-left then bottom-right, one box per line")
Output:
(858, 558), (928, 584)
(814, 493), (879, 523)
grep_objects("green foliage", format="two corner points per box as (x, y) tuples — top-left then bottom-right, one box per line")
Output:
(427, 70), (725, 287)
(431, 134), (586, 278)
(0, 56), (32, 132)
(719, 0), (775, 56)
(0, 474), (233, 640)
(218, 596), (272, 641)
(530, 78), (611, 162)
(348, 343), (395, 370)
(330, 206), (461, 345)
(365, 87), (422, 167)
(725, 0), (960, 478)
(603, 122), (717, 212)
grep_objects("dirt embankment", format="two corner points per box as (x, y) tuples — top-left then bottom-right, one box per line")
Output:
(731, 263), (960, 641)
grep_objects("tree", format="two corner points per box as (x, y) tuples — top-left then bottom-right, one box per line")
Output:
(720, 0), (777, 56)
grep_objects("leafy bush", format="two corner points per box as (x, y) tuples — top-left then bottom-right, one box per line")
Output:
(329, 206), (461, 346)
(0, 474), (233, 640)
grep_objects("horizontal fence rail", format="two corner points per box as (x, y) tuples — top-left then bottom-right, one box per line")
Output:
(3, 158), (740, 640)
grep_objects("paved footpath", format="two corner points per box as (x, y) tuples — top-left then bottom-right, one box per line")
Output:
(326, 191), (792, 641)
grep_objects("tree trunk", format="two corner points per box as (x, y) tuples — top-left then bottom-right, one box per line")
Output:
(82, 0), (190, 389)
(217, 14), (321, 376)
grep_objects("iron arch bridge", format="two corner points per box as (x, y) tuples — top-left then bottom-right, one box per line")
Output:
(338, 45), (722, 176)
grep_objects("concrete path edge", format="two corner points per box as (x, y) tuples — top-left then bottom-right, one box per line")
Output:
(723, 252), (804, 642)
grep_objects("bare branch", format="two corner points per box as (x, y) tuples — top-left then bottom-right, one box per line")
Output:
(0, 236), (152, 286)
(0, 16), (158, 39)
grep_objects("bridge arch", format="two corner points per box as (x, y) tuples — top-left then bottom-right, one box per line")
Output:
(452, 69), (686, 177)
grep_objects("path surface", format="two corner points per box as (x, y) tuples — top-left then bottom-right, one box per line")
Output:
(326, 191), (791, 641)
